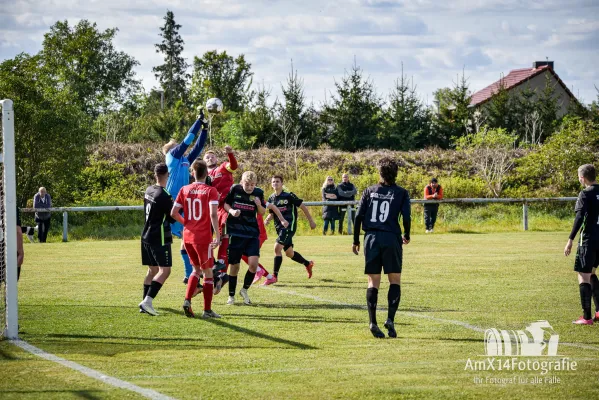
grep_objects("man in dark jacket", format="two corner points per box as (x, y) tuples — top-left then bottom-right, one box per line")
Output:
(33, 187), (52, 242)
(337, 173), (357, 234)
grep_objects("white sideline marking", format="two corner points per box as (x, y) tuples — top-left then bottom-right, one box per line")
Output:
(261, 286), (599, 352)
(10, 339), (176, 400)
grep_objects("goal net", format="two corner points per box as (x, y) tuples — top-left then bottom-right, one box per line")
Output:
(1, 99), (18, 339)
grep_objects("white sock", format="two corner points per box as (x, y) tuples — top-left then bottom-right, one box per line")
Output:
(143, 296), (153, 305)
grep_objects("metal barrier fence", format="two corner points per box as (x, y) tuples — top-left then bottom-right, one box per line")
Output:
(21, 197), (577, 242)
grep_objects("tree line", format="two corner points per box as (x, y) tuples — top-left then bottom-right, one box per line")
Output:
(1, 11), (598, 206)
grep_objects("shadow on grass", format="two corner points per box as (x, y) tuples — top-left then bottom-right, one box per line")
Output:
(0, 389), (106, 399)
(203, 318), (317, 350)
(224, 313), (363, 324)
(446, 229), (485, 234)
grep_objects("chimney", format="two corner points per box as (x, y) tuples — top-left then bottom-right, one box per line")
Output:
(533, 61), (554, 70)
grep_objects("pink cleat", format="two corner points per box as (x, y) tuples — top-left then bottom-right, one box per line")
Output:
(253, 268), (266, 284)
(594, 312), (599, 322)
(305, 261), (314, 279)
(262, 276), (278, 286)
(572, 316), (594, 325)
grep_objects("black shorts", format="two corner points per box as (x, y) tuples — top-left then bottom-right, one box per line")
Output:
(276, 229), (295, 251)
(364, 231), (402, 275)
(141, 242), (172, 267)
(228, 235), (260, 265)
(574, 244), (599, 273)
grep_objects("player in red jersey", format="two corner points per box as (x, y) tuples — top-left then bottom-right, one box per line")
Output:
(204, 145), (238, 271)
(251, 214), (276, 284)
(171, 160), (221, 319)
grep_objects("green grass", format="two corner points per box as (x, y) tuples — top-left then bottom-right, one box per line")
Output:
(2, 233), (599, 399)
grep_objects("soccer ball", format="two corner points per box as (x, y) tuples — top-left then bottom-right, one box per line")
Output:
(206, 98), (224, 114)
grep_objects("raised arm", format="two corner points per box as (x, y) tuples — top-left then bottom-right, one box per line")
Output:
(187, 126), (208, 163)
(169, 117), (204, 160)
(226, 148), (238, 171)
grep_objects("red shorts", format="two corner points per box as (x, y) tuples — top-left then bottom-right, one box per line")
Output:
(184, 242), (214, 270)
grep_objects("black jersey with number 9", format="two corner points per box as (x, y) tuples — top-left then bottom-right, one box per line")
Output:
(356, 183), (411, 240)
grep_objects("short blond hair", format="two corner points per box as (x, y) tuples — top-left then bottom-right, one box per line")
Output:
(241, 171), (257, 183)
(162, 139), (178, 156)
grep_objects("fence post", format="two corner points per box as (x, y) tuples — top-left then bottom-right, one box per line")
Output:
(62, 211), (68, 242)
(522, 202), (529, 231)
(347, 205), (353, 235)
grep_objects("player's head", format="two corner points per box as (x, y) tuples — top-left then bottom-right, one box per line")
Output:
(203, 150), (218, 169)
(378, 157), (398, 185)
(241, 171), (257, 193)
(578, 164), (596, 186)
(154, 163), (169, 181)
(322, 176), (334, 189)
(191, 159), (208, 181)
(430, 177), (438, 188)
(342, 173), (350, 183)
(271, 175), (284, 191)
(162, 139), (178, 156)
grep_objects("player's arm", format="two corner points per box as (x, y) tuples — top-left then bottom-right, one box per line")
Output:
(163, 195), (177, 224)
(170, 192), (185, 224)
(254, 195), (267, 216)
(266, 202), (288, 228)
(187, 111), (208, 162)
(209, 201), (221, 245)
(299, 204), (317, 230)
(401, 191), (412, 244)
(224, 146), (238, 172)
(352, 190), (368, 255)
(565, 192), (586, 256)
(224, 189), (241, 217)
(169, 115), (204, 160)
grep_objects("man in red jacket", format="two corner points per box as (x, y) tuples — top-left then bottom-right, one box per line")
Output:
(424, 178), (443, 233)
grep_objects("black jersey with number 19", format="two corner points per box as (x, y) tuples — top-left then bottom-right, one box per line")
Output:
(356, 184), (411, 239)
(142, 185), (175, 246)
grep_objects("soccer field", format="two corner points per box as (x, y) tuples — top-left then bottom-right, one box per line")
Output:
(1, 233), (599, 399)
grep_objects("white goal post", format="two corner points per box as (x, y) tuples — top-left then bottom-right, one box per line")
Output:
(1, 99), (18, 339)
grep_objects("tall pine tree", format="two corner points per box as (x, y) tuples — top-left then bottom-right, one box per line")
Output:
(153, 10), (189, 108)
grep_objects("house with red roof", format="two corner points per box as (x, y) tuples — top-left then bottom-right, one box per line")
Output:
(470, 61), (578, 117)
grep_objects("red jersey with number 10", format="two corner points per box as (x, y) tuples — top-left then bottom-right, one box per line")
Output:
(209, 162), (235, 205)
(174, 182), (219, 244)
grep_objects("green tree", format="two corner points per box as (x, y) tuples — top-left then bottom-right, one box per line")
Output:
(153, 10), (189, 108)
(191, 50), (253, 112)
(0, 53), (91, 206)
(486, 76), (518, 133)
(42, 20), (140, 116)
(323, 60), (383, 151)
(431, 71), (471, 148)
(382, 65), (430, 150)
(535, 72), (560, 140)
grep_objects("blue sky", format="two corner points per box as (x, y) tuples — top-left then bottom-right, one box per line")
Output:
(1, 0), (598, 106)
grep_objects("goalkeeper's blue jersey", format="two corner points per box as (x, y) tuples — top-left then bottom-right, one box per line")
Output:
(165, 118), (207, 237)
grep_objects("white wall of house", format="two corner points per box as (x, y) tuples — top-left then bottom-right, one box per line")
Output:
(504, 71), (573, 117)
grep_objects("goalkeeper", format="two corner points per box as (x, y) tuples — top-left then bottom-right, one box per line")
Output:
(163, 109), (209, 283)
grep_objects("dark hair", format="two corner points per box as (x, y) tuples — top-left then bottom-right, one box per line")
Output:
(191, 159), (208, 180)
(578, 164), (596, 182)
(154, 163), (168, 176)
(378, 157), (398, 185)
(272, 175), (284, 183)
(430, 178), (438, 183)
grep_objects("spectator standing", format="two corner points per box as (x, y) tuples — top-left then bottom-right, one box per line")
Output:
(423, 178), (443, 233)
(337, 173), (358, 234)
(33, 187), (51, 242)
(322, 176), (339, 235)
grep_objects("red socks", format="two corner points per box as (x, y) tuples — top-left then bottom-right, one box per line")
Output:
(218, 237), (229, 265)
(203, 278), (214, 311)
(185, 272), (200, 301)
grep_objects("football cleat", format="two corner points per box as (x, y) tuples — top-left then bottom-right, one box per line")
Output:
(183, 299), (195, 318)
(572, 316), (593, 325)
(370, 323), (385, 338)
(227, 296), (235, 305)
(384, 319), (397, 338)
(214, 277), (223, 296)
(202, 310), (222, 319)
(239, 288), (252, 305)
(262, 276), (278, 286)
(594, 312), (599, 322)
(305, 261), (314, 279)
(139, 301), (158, 316)
(252, 268), (266, 284)
(213, 260), (227, 272)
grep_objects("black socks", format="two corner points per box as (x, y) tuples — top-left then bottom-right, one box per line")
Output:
(291, 251), (309, 266)
(147, 281), (163, 299)
(143, 284), (150, 299)
(366, 287), (378, 325)
(229, 276), (238, 297)
(387, 284), (401, 322)
(243, 271), (256, 289)
(590, 274), (599, 313)
(274, 256), (283, 277)
(580, 283), (592, 320)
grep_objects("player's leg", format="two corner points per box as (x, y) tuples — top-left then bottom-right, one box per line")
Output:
(591, 265), (599, 321)
(215, 208), (229, 270)
(143, 266), (158, 300)
(382, 234), (403, 337)
(573, 244), (593, 324)
(364, 233), (385, 338)
(285, 241), (314, 279)
(198, 245), (220, 318)
(227, 236), (243, 305)
(141, 243), (173, 315)
(182, 243), (203, 318)
(264, 241), (284, 285)
(240, 238), (260, 305)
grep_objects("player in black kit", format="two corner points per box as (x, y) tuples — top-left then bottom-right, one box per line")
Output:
(352, 158), (411, 338)
(564, 164), (599, 325)
(263, 175), (317, 285)
(139, 163), (176, 316)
